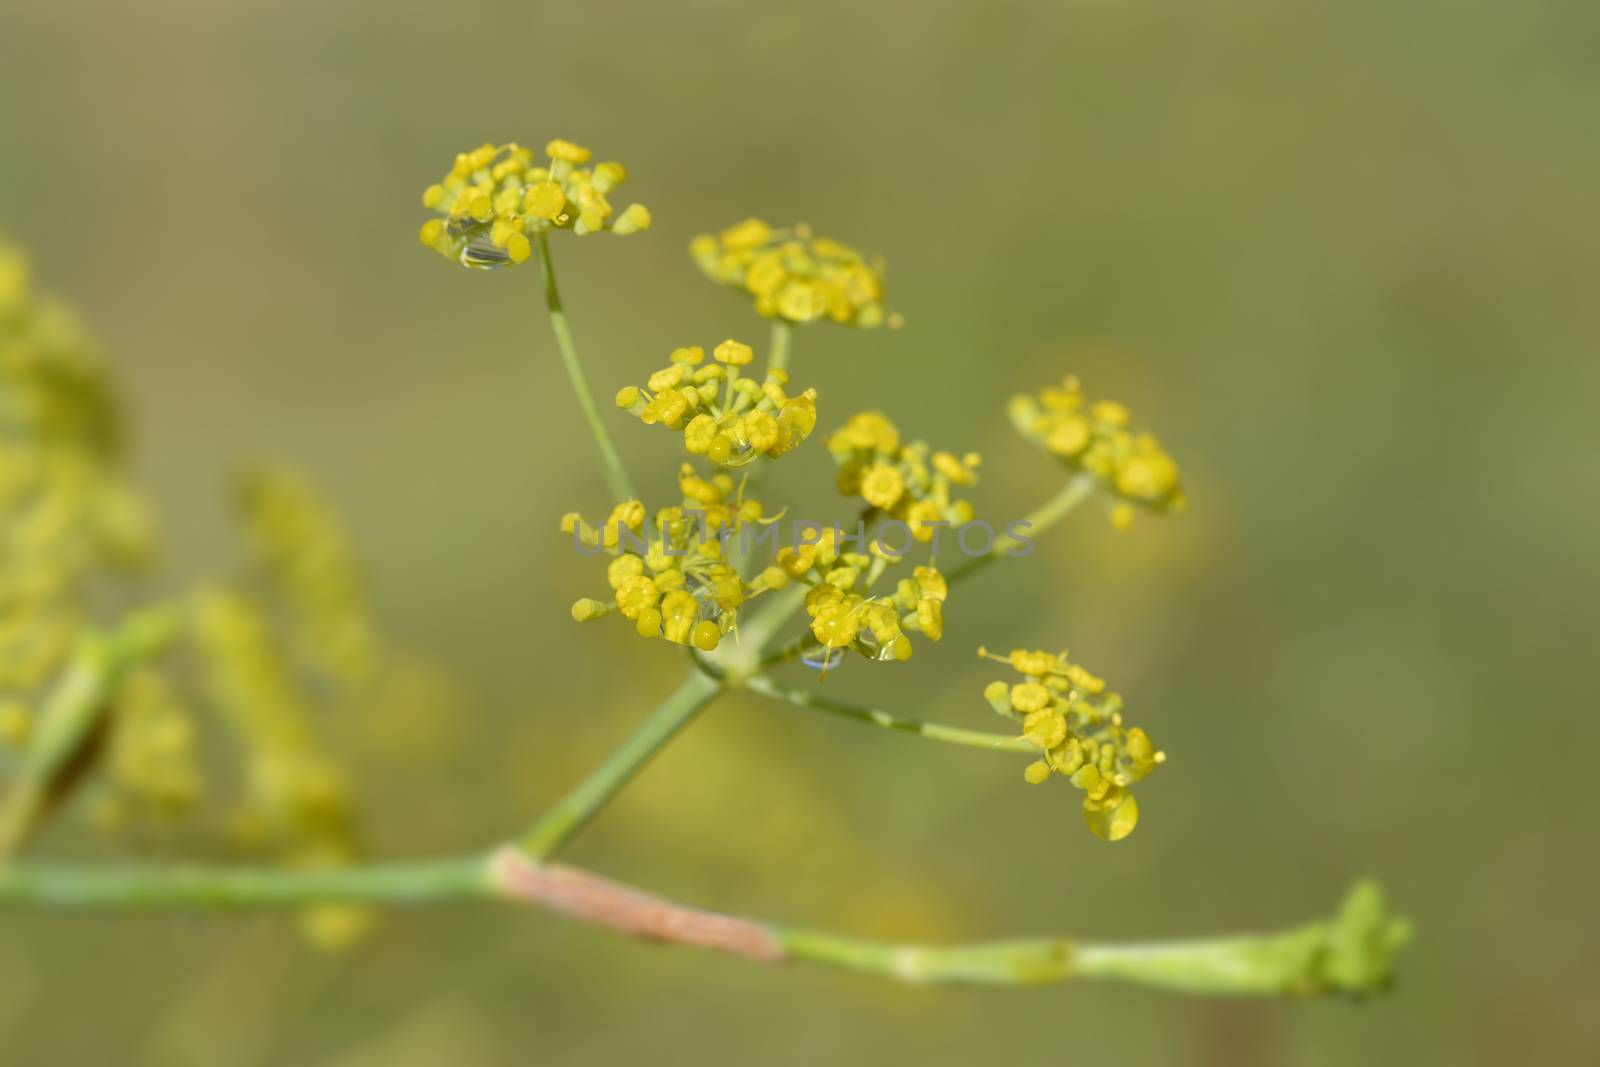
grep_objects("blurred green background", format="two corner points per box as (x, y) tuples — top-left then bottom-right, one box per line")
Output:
(3, 0), (1598, 1063)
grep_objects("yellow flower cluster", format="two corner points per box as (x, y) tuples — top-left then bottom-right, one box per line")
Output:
(566, 467), (783, 653)
(690, 219), (899, 328)
(827, 411), (981, 539)
(771, 528), (948, 665)
(192, 589), (361, 858)
(980, 646), (1165, 841)
(240, 466), (378, 683)
(1, 238), (152, 726)
(1009, 376), (1186, 529)
(419, 140), (650, 268)
(97, 669), (204, 825)
(615, 340), (817, 467)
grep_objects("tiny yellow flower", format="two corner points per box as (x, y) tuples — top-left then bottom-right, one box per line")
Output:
(545, 139), (592, 164)
(612, 204), (652, 236)
(860, 464), (905, 510)
(1010, 683), (1051, 713)
(713, 339), (754, 366)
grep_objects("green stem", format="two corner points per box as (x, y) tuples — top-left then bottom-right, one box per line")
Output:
(947, 474), (1096, 585)
(0, 604), (184, 857)
(0, 855), (492, 907)
(532, 230), (636, 504)
(0, 856), (1407, 996)
(778, 880), (1408, 994)
(745, 677), (1033, 754)
(766, 319), (794, 376)
(518, 670), (722, 859)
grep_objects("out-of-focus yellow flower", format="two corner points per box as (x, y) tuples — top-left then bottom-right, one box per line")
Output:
(102, 669), (204, 819)
(615, 340), (818, 467)
(1009, 376), (1186, 527)
(690, 219), (900, 329)
(299, 902), (379, 951)
(0, 701), (30, 747)
(827, 411), (980, 540)
(418, 140), (650, 268)
(979, 645), (1165, 841)
(191, 588), (362, 867)
(239, 466), (377, 682)
(2, 240), (381, 938)
(0, 236), (154, 710)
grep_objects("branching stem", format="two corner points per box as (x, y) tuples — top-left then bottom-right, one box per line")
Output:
(0, 852), (1404, 996)
(0, 604), (184, 858)
(517, 670), (721, 859)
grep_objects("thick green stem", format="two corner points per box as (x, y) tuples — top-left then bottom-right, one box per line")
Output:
(745, 677), (1033, 754)
(947, 474), (1097, 585)
(0, 856), (492, 907)
(0, 856), (1406, 996)
(533, 230), (636, 504)
(518, 671), (722, 859)
(0, 604), (184, 857)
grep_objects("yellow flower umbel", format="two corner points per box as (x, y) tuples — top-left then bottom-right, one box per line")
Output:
(827, 411), (981, 540)
(980, 646), (1165, 841)
(689, 219), (899, 328)
(615, 340), (818, 467)
(773, 528), (949, 667)
(1009, 376), (1186, 529)
(418, 140), (651, 268)
(565, 467), (784, 653)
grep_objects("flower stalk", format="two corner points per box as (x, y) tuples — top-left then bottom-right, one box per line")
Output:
(947, 474), (1096, 586)
(533, 230), (636, 503)
(744, 676), (1033, 753)
(765, 319), (793, 376)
